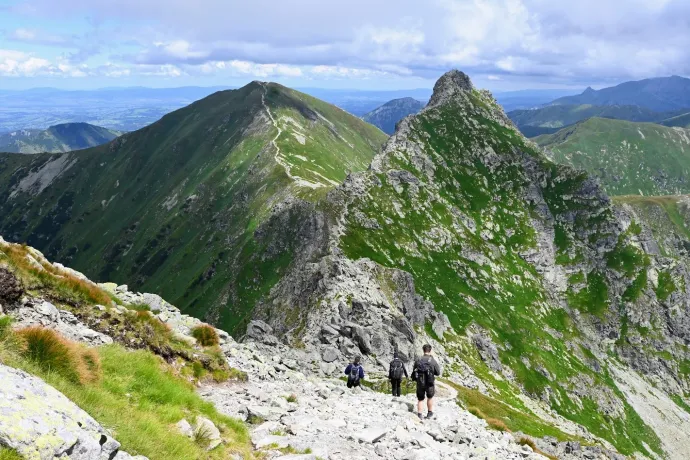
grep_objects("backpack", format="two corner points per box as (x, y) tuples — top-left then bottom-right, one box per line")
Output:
(416, 357), (434, 386)
(348, 364), (361, 384)
(390, 359), (404, 380)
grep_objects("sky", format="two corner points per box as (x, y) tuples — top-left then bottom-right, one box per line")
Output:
(0, 0), (689, 91)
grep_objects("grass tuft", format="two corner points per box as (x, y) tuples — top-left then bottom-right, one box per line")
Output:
(486, 417), (510, 432)
(16, 326), (101, 385)
(191, 324), (220, 347)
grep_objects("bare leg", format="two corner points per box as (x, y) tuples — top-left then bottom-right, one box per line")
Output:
(427, 397), (434, 413)
(417, 400), (424, 414)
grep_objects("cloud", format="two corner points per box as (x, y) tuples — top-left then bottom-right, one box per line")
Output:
(6, 28), (72, 45)
(6, 0), (690, 84)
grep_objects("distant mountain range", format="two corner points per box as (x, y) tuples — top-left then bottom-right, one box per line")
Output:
(509, 104), (690, 137)
(550, 75), (690, 112)
(0, 123), (122, 154)
(361, 97), (426, 134)
(536, 117), (690, 196)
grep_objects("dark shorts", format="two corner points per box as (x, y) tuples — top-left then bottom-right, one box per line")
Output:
(347, 379), (361, 388)
(416, 384), (435, 401)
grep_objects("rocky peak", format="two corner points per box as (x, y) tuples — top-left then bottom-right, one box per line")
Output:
(428, 69), (474, 107)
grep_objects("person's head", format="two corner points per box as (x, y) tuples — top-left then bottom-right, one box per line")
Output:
(422, 344), (432, 355)
(354, 356), (361, 365)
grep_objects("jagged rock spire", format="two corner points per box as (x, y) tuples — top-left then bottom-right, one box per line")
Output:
(428, 69), (474, 107)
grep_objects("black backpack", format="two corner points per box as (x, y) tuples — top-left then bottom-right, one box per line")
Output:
(348, 364), (361, 384)
(416, 357), (434, 386)
(390, 359), (404, 380)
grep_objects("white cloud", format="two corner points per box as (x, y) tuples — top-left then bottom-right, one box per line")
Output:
(6, 0), (690, 84)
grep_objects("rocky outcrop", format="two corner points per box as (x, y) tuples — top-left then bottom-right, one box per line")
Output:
(0, 364), (145, 460)
(7, 299), (114, 346)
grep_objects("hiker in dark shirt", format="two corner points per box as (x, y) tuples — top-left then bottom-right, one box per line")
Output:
(412, 344), (441, 420)
(344, 356), (365, 388)
(388, 351), (408, 397)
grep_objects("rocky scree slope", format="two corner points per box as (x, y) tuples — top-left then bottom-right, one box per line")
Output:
(362, 97), (426, 135)
(536, 117), (690, 196)
(0, 122), (122, 154)
(247, 71), (690, 458)
(0, 82), (386, 333)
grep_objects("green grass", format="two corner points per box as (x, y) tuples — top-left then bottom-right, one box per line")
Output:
(0, 447), (22, 460)
(568, 271), (610, 318)
(538, 117), (690, 196)
(671, 394), (690, 414)
(656, 270), (676, 301)
(1, 329), (252, 460)
(450, 382), (578, 441)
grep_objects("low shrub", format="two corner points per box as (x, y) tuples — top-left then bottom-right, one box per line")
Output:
(191, 324), (219, 347)
(16, 327), (101, 384)
(286, 394), (298, 403)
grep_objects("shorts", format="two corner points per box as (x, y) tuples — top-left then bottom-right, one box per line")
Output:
(416, 384), (435, 401)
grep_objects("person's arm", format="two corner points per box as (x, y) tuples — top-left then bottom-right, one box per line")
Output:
(360, 366), (365, 379)
(433, 359), (441, 376)
(403, 363), (409, 378)
(344, 364), (352, 375)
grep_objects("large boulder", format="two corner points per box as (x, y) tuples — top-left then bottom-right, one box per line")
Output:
(0, 364), (145, 460)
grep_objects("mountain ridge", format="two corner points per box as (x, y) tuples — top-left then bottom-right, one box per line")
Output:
(361, 97), (426, 135)
(0, 122), (122, 154)
(550, 75), (690, 112)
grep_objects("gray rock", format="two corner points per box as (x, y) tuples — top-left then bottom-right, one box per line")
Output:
(0, 364), (144, 460)
(321, 346), (339, 363)
(194, 416), (222, 450)
(356, 426), (388, 443)
(176, 419), (194, 438)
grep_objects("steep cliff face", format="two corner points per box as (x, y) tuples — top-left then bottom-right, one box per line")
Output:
(255, 71), (690, 458)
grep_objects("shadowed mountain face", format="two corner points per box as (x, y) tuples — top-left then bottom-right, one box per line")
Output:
(0, 123), (122, 154)
(536, 117), (690, 196)
(550, 76), (690, 112)
(362, 97), (426, 134)
(2, 71), (690, 458)
(0, 82), (387, 331)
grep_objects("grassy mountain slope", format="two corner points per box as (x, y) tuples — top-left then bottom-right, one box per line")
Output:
(508, 104), (681, 137)
(550, 76), (690, 112)
(361, 97), (426, 134)
(0, 82), (386, 332)
(0, 123), (122, 154)
(536, 117), (690, 196)
(660, 111), (690, 128)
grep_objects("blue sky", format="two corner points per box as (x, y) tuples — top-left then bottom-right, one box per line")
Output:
(0, 0), (689, 91)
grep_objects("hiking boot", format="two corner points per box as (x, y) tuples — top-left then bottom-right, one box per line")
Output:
(426, 411), (434, 419)
(418, 413), (424, 420)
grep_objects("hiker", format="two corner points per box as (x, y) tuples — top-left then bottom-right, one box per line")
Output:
(388, 351), (408, 397)
(344, 356), (365, 388)
(412, 344), (441, 420)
